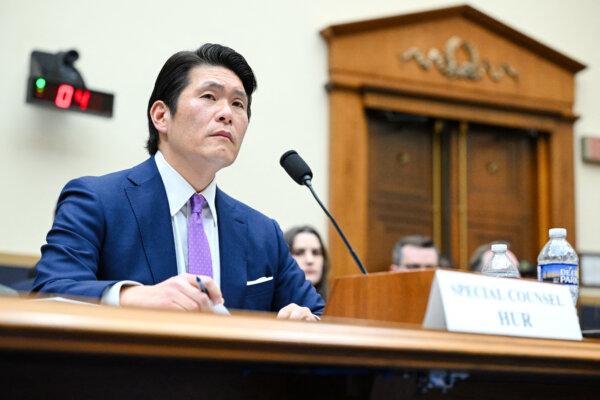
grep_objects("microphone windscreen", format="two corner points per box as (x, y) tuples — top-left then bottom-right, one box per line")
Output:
(280, 150), (313, 185)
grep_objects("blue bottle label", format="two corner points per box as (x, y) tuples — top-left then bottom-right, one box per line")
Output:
(539, 263), (578, 285)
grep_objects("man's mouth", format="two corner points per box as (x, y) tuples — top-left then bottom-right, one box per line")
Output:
(210, 131), (233, 142)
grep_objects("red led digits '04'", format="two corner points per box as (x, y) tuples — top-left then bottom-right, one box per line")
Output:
(28, 77), (114, 117)
(74, 89), (91, 110)
(54, 84), (74, 109)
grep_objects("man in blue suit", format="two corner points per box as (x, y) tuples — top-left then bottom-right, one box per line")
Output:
(33, 44), (324, 320)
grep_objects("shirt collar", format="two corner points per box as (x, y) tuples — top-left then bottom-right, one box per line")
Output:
(154, 150), (218, 224)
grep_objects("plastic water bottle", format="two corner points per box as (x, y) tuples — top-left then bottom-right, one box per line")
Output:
(481, 244), (520, 278)
(537, 228), (579, 305)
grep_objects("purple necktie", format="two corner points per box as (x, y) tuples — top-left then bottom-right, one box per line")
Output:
(188, 193), (213, 277)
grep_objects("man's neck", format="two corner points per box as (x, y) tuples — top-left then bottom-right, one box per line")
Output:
(158, 148), (216, 193)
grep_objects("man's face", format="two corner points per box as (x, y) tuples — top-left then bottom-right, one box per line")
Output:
(158, 65), (249, 173)
(392, 245), (439, 271)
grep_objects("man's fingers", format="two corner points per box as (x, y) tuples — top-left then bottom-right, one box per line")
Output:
(121, 275), (219, 312)
(278, 303), (317, 321)
(291, 307), (314, 321)
(187, 274), (224, 305)
(203, 278), (224, 304)
(175, 278), (214, 311)
(290, 308), (305, 320)
(170, 294), (198, 311)
(276, 303), (296, 319)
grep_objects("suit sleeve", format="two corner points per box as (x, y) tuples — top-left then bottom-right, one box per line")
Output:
(271, 220), (325, 316)
(32, 178), (118, 299)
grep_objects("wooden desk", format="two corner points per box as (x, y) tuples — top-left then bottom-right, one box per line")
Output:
(1, 297), (599, 399)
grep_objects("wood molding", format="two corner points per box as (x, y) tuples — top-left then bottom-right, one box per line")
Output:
(0, 252), (38, 268)
(458, 122), (469, 269)
(432, 121), (443, 249)
(580, 287), (600, 306)
(1, 297), (600, 376)
(329, 72), (576, 119)
(537, 136), (551, 249)
(328, 90), (370, 277)
(361, 91), (560, 137)
(320, 4), (585, 73)
(548, 120), (577, 248)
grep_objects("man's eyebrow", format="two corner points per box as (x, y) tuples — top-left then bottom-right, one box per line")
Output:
(199, 81), (247, 100)
(234, 89), (248, 100)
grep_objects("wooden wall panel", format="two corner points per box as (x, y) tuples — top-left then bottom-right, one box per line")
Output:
(548, 121), (577, 246)
(328, 89), (369, 278)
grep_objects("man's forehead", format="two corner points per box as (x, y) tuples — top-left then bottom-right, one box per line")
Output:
(188, 65), (246, 94)
(402, 245), (437, 261)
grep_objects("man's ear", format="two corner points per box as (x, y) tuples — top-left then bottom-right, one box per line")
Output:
(149, 100), (170, 135)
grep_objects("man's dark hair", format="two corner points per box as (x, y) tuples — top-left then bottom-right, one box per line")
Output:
(146, 43), (257, 155)
(392, 235), (438, 267)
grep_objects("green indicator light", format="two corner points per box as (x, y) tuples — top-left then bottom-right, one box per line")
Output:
(35, 77), (46, 90)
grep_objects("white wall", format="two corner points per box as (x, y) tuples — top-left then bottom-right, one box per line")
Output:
(1, 0), (598, 257)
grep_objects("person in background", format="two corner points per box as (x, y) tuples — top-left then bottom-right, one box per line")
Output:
(284, 226), (328, 300)
(390, 235), (440, 271)
(469, 241), (519, 272)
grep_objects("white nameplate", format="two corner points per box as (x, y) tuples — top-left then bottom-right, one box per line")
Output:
(423, 270), (582, 341)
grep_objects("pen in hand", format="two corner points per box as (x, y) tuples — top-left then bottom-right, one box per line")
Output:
(196, 275), (209, 296)
(195, 275), (230, 315)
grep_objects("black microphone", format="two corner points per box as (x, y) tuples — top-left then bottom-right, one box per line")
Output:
(280, 150), (367, 275)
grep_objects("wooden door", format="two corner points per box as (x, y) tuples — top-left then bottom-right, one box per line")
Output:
(365, 110), (540, 272)
(465, 123), (539, 269)
(366, 110), (435, 270)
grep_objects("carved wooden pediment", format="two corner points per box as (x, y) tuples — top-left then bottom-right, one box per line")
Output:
(321, 5), (585, 117)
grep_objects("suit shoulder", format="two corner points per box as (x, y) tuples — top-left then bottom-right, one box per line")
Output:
(217, 189), (276, 225)
(64, 158), (155, 195)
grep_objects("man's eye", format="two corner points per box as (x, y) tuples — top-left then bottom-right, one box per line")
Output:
(201, 93), (216, 100)
(233, 100), (245, 109)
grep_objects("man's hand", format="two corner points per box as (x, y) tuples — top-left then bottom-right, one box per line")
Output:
(120, 274), (223, 311)
(277, 303), (319, 321)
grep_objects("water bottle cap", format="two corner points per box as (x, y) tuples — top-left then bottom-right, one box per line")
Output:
(549, 228), (567, 238)
(491, 243), (507, 252)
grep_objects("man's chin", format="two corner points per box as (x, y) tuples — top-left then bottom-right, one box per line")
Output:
(209, 152), (237, 170)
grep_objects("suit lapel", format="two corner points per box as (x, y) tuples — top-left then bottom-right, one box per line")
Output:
(216, 189), (247, 309)
(125, 158), (178, 284)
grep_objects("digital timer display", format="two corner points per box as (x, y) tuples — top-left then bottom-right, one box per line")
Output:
(26, 76), (114, 118)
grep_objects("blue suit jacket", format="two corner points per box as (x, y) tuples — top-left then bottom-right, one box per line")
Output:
(33, 157), (324, 314)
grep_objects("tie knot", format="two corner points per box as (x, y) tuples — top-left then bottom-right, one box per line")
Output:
(190, 193), (206, 214)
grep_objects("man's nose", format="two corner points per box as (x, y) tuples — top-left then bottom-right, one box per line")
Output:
(216, 101), (233, 124)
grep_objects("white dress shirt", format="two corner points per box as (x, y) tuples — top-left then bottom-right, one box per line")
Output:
(101, 151), (221, 305)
